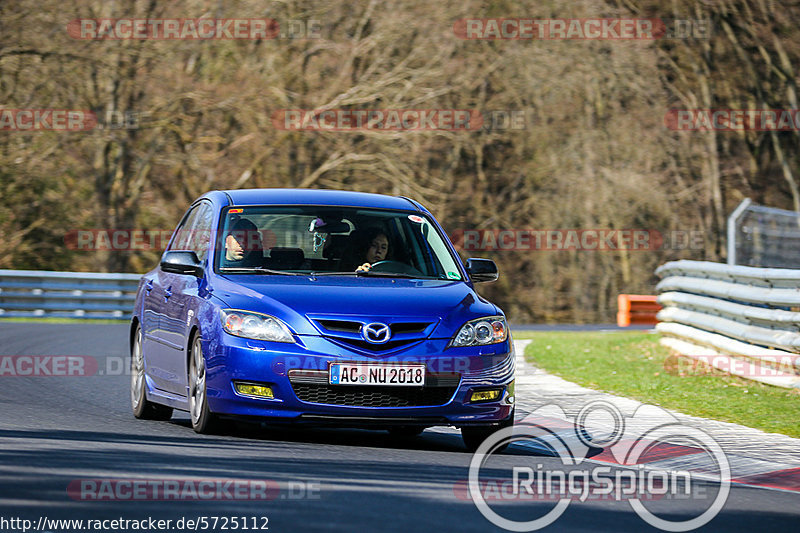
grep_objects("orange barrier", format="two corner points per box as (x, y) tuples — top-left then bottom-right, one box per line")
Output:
(617, 294), (661, 327)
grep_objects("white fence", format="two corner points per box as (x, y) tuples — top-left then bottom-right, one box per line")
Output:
(0, 270), (141, 320)
(655, 260), (800, 389)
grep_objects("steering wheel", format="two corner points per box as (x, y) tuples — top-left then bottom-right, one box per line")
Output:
(368, 260), (424, 276)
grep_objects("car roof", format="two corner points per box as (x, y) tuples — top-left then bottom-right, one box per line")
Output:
(218, 188), (421, 211)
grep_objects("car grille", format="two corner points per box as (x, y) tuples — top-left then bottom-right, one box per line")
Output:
(307, 316), (437, 355)
(288, 370), (460, 408)
(316, 320), (430, 335)
(328, 338), (422, 352)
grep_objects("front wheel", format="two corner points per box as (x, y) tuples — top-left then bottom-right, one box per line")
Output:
(131, 325), (173, 421)
(461, 408), (515, 453)
(189, 334), (220, 434)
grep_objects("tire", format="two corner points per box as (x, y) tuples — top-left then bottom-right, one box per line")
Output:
(388, 426), (426, 438)
(461, 408), (515, 453)
(131, 325), (173, 421)
(188, 333), (221, 434)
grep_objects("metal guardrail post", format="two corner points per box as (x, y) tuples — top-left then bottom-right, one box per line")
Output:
(727, 198), (752, 266)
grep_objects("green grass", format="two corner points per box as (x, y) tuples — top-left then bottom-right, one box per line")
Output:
(515, 330), (800, 438)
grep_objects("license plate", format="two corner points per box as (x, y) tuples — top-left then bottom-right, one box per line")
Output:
(329, 363), (425, 386)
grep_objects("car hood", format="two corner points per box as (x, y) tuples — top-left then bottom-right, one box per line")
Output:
(211, 275), (499, 337)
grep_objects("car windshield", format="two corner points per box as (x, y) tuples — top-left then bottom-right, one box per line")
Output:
(215, 205), (463, 280)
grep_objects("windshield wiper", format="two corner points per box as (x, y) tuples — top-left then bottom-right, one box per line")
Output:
(219, 267), (302, 276)
(356, 270), (421, 279)
(310, 270), (439, 279)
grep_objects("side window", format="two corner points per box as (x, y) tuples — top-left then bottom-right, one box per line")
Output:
(167, 205), (201, 252)
(167, 202), (213, 259)
(191, 203), (214, 261)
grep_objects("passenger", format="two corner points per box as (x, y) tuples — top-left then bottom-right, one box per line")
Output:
(343, 227), (390, 272)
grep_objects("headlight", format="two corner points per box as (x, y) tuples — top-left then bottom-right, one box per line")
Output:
(451, 316), (507, 347)
(221, 309), (294, 343)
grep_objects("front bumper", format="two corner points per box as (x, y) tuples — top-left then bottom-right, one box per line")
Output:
(202, 332), (515, 427)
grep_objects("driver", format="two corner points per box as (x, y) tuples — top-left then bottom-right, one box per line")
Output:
(222, 218), (263, 267)
(353, 228), (390, 272)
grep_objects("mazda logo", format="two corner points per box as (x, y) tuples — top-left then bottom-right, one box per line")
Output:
(362, 322), (391, 344)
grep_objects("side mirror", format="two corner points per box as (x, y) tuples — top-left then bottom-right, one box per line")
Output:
(466, 258), (498, 283)
(161, 251), (204, 277)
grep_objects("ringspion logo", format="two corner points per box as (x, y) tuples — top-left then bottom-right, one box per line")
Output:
(467, 401), (729, 531)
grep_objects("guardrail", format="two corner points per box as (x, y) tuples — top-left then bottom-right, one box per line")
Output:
(0, 270), (141, 320)
(655, 260), (800, 389)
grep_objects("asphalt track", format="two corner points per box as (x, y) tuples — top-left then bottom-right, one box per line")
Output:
(0, 323), (798, 532)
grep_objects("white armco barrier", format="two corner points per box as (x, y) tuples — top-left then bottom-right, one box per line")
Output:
(655, 260), (800, 389)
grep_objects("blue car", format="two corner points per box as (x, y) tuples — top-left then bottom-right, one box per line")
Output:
(130, 189), (514, 450)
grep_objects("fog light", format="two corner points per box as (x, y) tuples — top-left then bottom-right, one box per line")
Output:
(470, 388), (502, 402)
(506, 380), (515, 404)
(234, 381), (274, 399)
